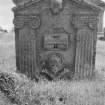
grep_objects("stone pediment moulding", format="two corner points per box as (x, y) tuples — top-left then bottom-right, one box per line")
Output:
(12, 0), (102, 12)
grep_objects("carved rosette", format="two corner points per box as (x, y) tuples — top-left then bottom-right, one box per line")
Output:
(13, 15), (41, 29)
(29, 16), (41, 29)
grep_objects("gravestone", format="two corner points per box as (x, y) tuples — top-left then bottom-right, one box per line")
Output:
(12, 0), (101, 80)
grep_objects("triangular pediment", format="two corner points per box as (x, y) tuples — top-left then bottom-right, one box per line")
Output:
(12, 0), (103, 12)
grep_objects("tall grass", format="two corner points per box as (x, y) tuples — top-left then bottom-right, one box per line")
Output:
(0, 71), (105, 105)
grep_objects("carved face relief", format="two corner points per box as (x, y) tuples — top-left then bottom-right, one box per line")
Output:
(47, 53), (64, 73)
(50, 0), (63, 15)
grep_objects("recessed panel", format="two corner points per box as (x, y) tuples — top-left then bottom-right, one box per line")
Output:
(43, 34), (69, 51)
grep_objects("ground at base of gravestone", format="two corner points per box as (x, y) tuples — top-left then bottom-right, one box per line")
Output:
(0, 71), (105, 105)
(0, 32), (105, 105)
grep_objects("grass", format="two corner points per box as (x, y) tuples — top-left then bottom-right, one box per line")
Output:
(0, 32), (16, 72)
(1, 72), (105, 105)
(0, 71), (105, 105)
(0, 32), (105, 105)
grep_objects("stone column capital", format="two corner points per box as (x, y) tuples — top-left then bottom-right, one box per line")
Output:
(72, 13), (98, 30)
(13, 15), (41, 29)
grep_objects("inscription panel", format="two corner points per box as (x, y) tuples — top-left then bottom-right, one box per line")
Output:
(43, 33), (69, 51)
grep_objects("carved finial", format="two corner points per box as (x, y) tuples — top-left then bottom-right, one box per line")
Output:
(50, 0), (63, 15)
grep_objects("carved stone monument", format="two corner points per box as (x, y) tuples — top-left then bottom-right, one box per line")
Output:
(12, 0), (101, 80)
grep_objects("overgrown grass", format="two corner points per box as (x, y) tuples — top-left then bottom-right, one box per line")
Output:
(0, 91), (14, 105)
(0, 71), (105, 105)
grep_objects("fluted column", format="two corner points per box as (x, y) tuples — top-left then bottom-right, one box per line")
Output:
(13, 15), (41, 79)
(72, 14), (98, 79)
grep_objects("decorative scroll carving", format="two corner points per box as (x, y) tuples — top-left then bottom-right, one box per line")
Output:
(88, 21), (97, 30)
(13, 16), (25, 29)
(29, 16), (41, 29)
(13, 15), (41, 29)
(72, 14), (98, 30)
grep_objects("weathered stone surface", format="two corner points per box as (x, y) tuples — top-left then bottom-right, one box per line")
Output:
(13, 0), (100, 80)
